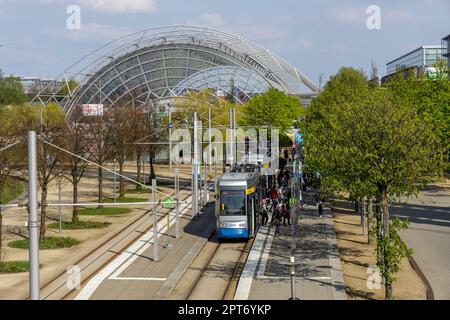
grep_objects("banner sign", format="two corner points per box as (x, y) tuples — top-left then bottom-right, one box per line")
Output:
(81, 104), (103, 116)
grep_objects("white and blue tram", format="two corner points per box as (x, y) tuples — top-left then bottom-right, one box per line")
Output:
(215, 165), (264, 240)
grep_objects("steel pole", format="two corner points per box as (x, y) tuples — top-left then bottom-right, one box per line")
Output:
(113, 160), (117, 203)
(175, 168), (180, 239)
(58, 179), (62, 234)
(208, 108), (212, 172)
(28, 131), (40, 300)
(192, 112), (198, 218)
(169, 106), (172, 169)
(214, 145), (217, 179)
(204, 161), (208, 204)
(233, 108), (236, 166)
(229, 109), (232, 168)
(152, 179), (159, 261)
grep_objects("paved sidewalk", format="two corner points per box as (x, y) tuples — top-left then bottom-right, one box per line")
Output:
(235, 204), (347, 300)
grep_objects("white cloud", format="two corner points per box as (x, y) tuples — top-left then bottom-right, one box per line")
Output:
(385, 9), (414, 23)
(184, 13), (289, 42)
(76, 0), (157, 13)
(329, 7), (366, 24)
(48, 23), (132, 42)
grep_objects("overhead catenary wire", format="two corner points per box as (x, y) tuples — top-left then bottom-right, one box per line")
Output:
(40, 138), (174, 199)
(0, 139), (23, 153)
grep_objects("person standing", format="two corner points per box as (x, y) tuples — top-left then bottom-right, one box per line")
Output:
(317, 198), (324, 217)
(282, 205), (291, 225)
(273, 207), (282, 236)
(261, 204), (269, 226)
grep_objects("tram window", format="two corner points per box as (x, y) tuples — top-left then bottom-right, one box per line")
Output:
(220, 190), (245, 216)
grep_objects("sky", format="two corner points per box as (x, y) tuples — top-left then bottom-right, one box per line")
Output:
(0, 0), (448, 88)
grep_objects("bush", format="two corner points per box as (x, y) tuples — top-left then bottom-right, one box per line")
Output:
(9, 237), (80, 249)
(47, 221), (111, 230)
(79, 207), (132, 216)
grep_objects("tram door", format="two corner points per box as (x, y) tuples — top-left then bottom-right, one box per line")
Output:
(247, 195), (255, 237)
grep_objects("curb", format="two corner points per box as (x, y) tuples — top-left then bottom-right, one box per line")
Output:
(408, 256), (434, 300)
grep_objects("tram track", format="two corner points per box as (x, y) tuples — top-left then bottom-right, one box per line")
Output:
(39, 185), (192, 300)
(182, 235), (254, 300)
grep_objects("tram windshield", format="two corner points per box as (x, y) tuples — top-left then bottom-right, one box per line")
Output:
(220, 190), (245, 216)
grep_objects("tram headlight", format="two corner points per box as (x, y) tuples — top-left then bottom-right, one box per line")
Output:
(220, 223), (227, 228)
(239, 222), (246, 227)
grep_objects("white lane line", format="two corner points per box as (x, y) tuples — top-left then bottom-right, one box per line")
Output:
(256, 276), (331, 280)
(108, 202), (191, 279)
(234, 226), (270, 300)
(75, 200), (192, 300)
(108, 277), (167, 281)
(256, 226), (275, 278)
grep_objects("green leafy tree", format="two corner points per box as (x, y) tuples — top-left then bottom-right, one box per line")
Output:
(304, 77), (445, 299)
(0, 76), (28, 106)
(240, 88), (304, 132)
(384, 71), (450, 159)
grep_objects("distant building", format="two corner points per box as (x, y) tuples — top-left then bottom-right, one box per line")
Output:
(442, 34), (450, 68)
(0, 69), (4, 79)
(382, 45), (448, 83)
(18, 77), (62, 95)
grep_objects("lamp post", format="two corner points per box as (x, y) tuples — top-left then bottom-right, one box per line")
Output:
(280, 256), (301, 300)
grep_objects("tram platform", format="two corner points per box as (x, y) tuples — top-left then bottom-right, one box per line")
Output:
(234, 203), (347, 300)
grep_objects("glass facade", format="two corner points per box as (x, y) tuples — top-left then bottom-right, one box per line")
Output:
(386, 46), (446, 75)
(31, 26), (320, 114)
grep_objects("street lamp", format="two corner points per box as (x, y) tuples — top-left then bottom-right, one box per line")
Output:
(280, 256), (301, 300)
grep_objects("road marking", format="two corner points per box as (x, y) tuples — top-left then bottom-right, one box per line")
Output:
(256, 226), (275, 278)
(256, 276), (331, 280)
(234, 225), (270, 300)
(108, 201), (191, 280)
(109, 277), (167, 281)
(75, 199), (192, 300)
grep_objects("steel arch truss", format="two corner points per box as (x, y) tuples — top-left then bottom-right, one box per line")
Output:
(31, 25), (320, 115)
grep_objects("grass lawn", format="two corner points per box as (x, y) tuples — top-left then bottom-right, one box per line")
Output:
(0, 178), (24, 204)
(104, 197), (149, 203)
(48, 220), (111, 230)
(8, 236), (80, 250)
(0, 261), (30, 273)
(79, 207), (132, 216)
(125, 188), (151, 194)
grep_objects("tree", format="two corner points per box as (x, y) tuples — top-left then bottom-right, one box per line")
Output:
(63, 107), (91, 223)
(383, 71), (450, 159)
(0, 76), (28, 106)
(58, 79), (79, 98)
(85, 111), (113, 205)
(0, 105), (27, 258)
(303, 83), (445, 298)
(240, 88), (304, 132)
(36, 104), (67, 238)
(111, 105), (134, 198)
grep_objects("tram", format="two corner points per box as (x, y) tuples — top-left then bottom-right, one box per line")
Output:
(215, 164), (265, 240)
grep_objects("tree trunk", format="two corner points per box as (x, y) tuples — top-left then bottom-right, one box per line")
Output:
(136, 153), (142, 186)
(368, 198), (373, 244)
(0, 209), (3, 260)
(72, 179), (79, 223)
(40, 184), (48, 240)
(375, 196), (383, 266)
(381, 189), (392, 300)
(119, 161), (125, 198)
(150, 156), (156, 180)
(98, 165), (103, 208)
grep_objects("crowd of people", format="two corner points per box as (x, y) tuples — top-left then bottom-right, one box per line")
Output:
(258, 168), (293, 237)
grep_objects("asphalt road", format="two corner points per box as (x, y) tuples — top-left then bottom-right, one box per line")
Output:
(390, 182), (450, 300)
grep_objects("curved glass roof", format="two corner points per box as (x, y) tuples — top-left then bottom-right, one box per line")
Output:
(32, 25), (319, 114)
